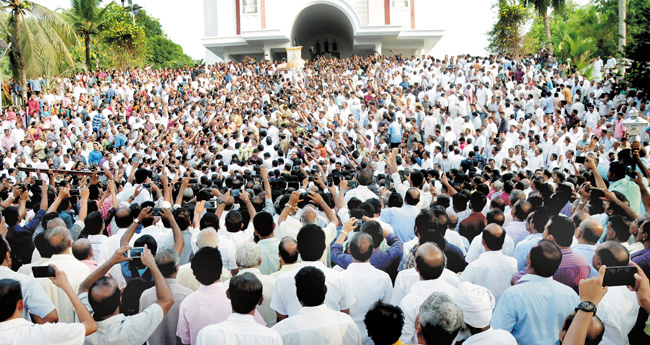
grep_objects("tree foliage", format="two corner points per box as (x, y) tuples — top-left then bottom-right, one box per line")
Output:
(1, 0), (79, 99)
(488, 0), (533, 56)
(60, 0), (109, 71)
(626, 0), (650, 95)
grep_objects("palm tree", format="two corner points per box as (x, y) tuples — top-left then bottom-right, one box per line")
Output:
(60, 0), (108, 71)
(1, 0), (78, 101)
(525, 0), (565, 54)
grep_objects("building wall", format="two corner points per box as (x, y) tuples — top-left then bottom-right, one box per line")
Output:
(204, 0), (442, 37)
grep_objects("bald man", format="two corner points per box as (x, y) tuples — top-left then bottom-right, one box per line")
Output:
(271, 237), (300, 278)
(572, 218), (604, 278)
(36, 226), (91, 323)
(72, 239), (97, 272)
(559, 310), (605, 345)
(460, 224), (518, 302)
(341, 232), (393, 345)
(399, 243), (458, 344)
(592, 242), (639, 345)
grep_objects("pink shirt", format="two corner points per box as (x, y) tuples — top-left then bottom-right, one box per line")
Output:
(176, 281), (266, 345)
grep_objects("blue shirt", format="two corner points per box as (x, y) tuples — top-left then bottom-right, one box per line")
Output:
(388, 121), (402, 144)
(492, 274), (579, 345)
(114, 133), (127, 148)
(571, 243), (598, 277)
(380, 205), (419, 242)
(88, 150), (103, 166)
(330, 233), (403, 271)
(513, 233), (543, 272)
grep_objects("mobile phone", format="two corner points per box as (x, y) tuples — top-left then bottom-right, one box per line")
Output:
(189, 178), (198, 184)
(128, 247), (145, 259)
(348, 180), (357, 188)
(575, 156), (586, 164)
(32, 266), (56, 278)
(231, 189), (240, 197)
(354, 219), (363, 228)
(385, 179), (392, 188)
(152, 207), (161, 216)
(292, 165), (300, 172)
(602, 266), (637, 286)
(143, 183), (151, 188)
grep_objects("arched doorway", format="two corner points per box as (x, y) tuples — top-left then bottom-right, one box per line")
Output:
(291, 3), (354, 60)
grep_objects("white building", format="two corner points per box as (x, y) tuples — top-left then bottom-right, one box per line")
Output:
(202, 0), (444, 62)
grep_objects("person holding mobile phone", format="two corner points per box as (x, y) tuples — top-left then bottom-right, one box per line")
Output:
(0, 265), (97, 343)
(0, 236), (58, 324)
(590, 242), (639, 344)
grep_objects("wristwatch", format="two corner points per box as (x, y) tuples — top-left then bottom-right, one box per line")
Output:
(577, 301), (597, 314)
(134, 218), (140, 225)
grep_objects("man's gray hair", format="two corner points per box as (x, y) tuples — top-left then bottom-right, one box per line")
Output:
(509, 190), (526, 206)
(300, 205), (318, 225)
(419, 292), (464, 337)
(197, 227), (219, 249)
(235, 242), (261, 269)
(155, 248), (180, 267)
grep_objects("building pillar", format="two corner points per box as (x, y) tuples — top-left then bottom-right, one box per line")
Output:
(263, 48), (271, 61)
(223, 51), (230, 62)
(374, 43), (383, 56)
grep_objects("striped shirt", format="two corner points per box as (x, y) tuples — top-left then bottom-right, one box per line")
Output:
(512, 247), (591, 291)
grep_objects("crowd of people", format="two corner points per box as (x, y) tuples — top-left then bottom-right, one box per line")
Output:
(0, 49), (650, 345)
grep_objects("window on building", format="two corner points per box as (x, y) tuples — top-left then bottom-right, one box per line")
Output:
(392, 0), (409, 9)
(242, 0), (258, 14)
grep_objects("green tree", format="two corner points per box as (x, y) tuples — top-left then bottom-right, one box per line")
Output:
(551, 23), (595, 76)
(626, 0), (650, 94)
(1, 0), (78, 100)
(147, 35), (192, 68)
(488, 0), (532, 56)
(60, 0), (109, 71)
(97, 2), (148, 68)
(524, 0), (565, 54)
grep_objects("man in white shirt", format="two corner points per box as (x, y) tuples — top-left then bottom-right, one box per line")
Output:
(344, 169), (380, 204)
(592, 242), (639, 345)
(459, 224), (518, 302)
(466, 210), (515, 262)
(0, 237), (58, 324)
(196, 273), (283, 345)
(0, 267), (97, 343)
(272, 266), (362, 345)
(34, 226), (91, 323)
(234, 242), (277, 326)
(340, 233), (393, 344)
(453, 282), (517, 345)
(270, 224), (355, 319)
(399, 243), (459, 344)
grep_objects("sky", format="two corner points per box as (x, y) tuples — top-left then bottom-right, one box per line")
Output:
(45, 0), (589, 60)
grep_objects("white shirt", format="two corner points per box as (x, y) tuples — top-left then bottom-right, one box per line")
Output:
(399, 279), (458, 344)
(0, 266), (55, 321)
(0, 318), (85, 345)
(343, 185), (380, 204)
(34, 254), (90, 323)
(459, 251), (518, 302)
(596, 286), (639, 345)
(465, 233), (515, 263)
(196, 313), (283, 345)
(391, 267), (460, 306)
(463, 327), (518, 345)
(272, 304), (362, 345)
(270, 261), (355, 317)
(341, 263), (393, 345)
